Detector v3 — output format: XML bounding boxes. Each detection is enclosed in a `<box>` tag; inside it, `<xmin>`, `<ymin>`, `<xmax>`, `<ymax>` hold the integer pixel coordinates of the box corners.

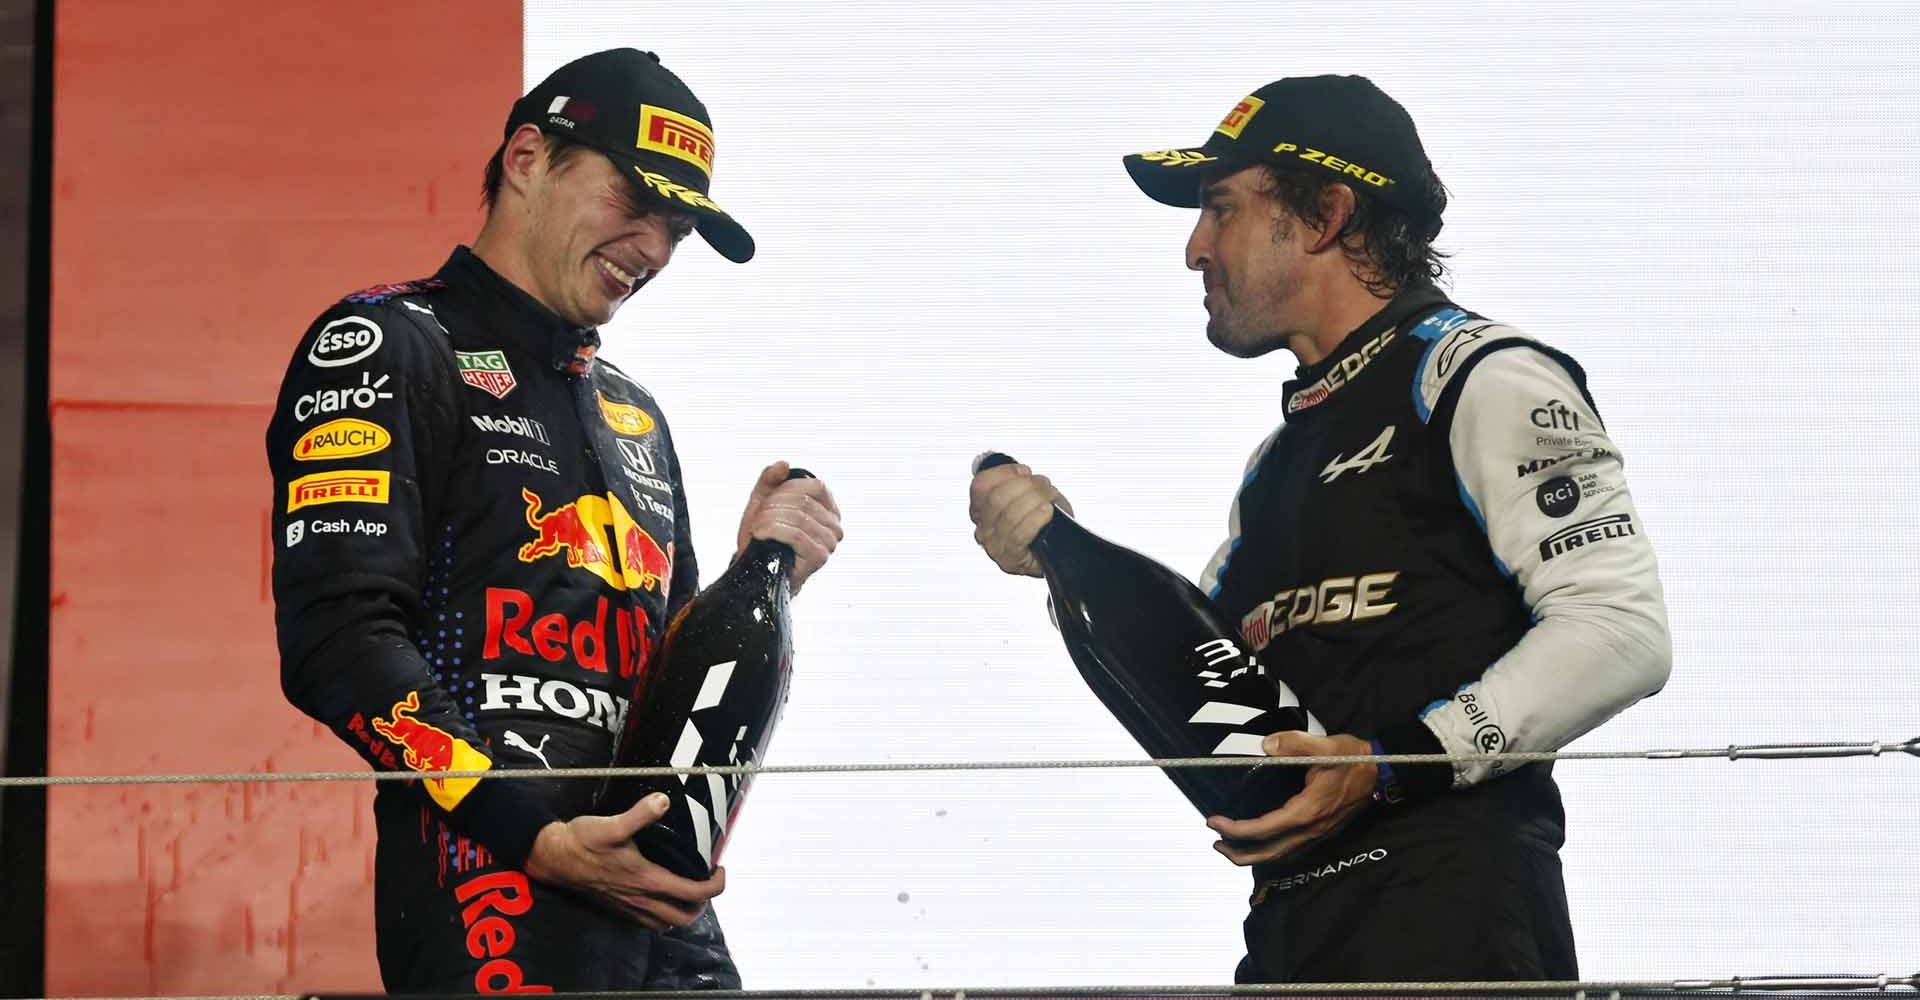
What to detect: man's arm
<box><xmin>266</xmin><ymin>299</ymin><xmax>558</xmax><ymax>865</ymax></box>
<box><xmin>1374</xmin><ymin>345</ymin><xmax>1672</xmax><ymax>794</ymax></box>
<box><xmin>1209</xmin><ymin>338</ymin><xmax>1671</xmax><ymax>864</ymax></box>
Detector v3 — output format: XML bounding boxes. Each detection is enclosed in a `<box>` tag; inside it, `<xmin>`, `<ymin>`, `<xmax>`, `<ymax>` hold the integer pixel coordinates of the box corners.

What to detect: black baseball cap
<box><xmin>508</xmin><ymin>48</ymin><xmax>754</xmax><ymax>263</ymax></box>
<box><xmin>1123</xmin><ymin>75</ymin><xmax>1441</xmax><ymax>233</ymax></box>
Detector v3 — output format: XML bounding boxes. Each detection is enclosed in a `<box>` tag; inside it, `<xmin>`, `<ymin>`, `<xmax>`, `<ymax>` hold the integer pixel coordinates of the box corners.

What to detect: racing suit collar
<box><xmin>1281</xmin><ymin>284</ymin><xmax>1454</xmax><ymax>419</ymax></box>
<box><xmin>438</xmin><ymin>246</ymin><xmax>603</xmax><ymax>374</ymax></box>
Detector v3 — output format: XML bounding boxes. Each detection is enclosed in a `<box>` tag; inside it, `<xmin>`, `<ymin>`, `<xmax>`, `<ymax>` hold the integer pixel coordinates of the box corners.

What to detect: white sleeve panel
<box><xmin>1423</xmin><ymin>346</ymin><xmax>1672</xmax><ymax>787</ymax></box>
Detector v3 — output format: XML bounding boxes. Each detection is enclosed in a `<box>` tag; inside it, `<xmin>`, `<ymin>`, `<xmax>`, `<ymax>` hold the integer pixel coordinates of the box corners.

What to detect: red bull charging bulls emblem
<box><xmin>369</xmin><ymin>691</ymin><xmax>492</xmax><ymax>810</ymax></box>
<box><xmin>517</xmin><ymin>488</ymin><xmax>672</xmax><ymax>594</ymax></box>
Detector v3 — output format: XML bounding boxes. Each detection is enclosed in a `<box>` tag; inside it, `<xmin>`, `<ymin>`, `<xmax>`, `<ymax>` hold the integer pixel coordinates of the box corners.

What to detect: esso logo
<box><xmin>308</xmin><ymin>316</ymin><xmax>384</xmax><ymax>368</ymax></box>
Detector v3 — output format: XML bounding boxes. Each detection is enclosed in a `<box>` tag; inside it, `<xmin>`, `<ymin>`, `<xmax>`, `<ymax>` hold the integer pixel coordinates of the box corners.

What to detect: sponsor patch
<box><xmin>637</xmin><ymin>105</ymin><xmax>716</xmax><ymax>177</ymax></box>
<box><xmin>457</xmin><ymin>350</ymin><xmax>517</xmax><ymax>399</ymax></box>
<box><xmin>518</xmin><ymin>488</ymin><xmax>671</xmax><ymax>594</ymax></box>
<box><xmin>1529</xmin><ymin>399</ymin><xmax>1582</xmax><ymax>431</ymax></box>
<box><xmin>287</xmin><ymin>469</ymin><xmax>391</xmax><ymax>512</ymax></box>
<box><xmin>598</xmin><ymin>393</ymin><xmax>656</xmax><ymax>436</ymax></box>
<box><xmin>1539</xmin><ymin>513</ymin><xmax>1637</xmax><ymax>561</ymax></box>
<box><xmin>1270</xmin><ymin>142</ymin><xmax>1395</xmax><ymax>189</ymax></box>
<box><xmin>1535</xmin><ymin>475</ymin><xmax>1580</xmax><ymax>517</ymax></box>
<box><xmin>1288</xmin><ymin>327</ymin><xmax>1395</xmax><ymax>413</ymax></box>
<box><xmin>1215</xmin><ymin>95</ymin><xmax>1264</xmax><ymax>139</ymax></box>
<box><xmin>293</xmin><ymin>371</ymin><xmax>393</xmax><ymax>422</ymax></box>
<box><xmin>294</xmin><ymin>418</ymin><xmax>390</xmax><ymax>461</ymax></box>
<box><xmin>307</xmin><ymin>316</ymin><xmax>383</xmax><ymax>368</ymax></box>
<box><xmin>368</xmin><ymin>691</ymin><xmax>492</xmax><ymax>810</ymax></box>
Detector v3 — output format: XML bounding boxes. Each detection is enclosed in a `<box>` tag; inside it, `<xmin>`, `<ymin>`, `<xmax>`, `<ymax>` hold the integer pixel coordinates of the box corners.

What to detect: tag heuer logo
<box><xmin>456</xmin><ymin>350</ymin><xmax>517</xmax><ymax>399</ymax></box>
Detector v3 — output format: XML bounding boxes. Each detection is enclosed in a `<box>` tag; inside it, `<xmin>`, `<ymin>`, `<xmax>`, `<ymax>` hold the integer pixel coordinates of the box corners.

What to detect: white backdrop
<box><xmin>529</xmin><ymin>2</ymin><xmax>1919</xmax><ymax>986</ymax></box>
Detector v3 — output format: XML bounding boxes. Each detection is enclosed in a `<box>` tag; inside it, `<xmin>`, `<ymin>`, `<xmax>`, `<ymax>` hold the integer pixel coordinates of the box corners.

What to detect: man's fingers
<box><xmin>1213</xmin><ymin>825</ymin><xmax>1323</xmax><ymax>866</ymax></box>
<box><xmin>1206</xmin><ymin>795</ymin><xmax>1314</xmax><ymax>843</ymax></box>
<box><xmin>637</xmin><ymin>861</ymin><xmax>728</xmax><ymax>906</ymax></box>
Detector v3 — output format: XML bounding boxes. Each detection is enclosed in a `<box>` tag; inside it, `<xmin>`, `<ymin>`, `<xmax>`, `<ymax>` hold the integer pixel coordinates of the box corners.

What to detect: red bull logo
<box><xmin>369</xmin><ymin>691</ymin><xmax>491</xmax><ymax>810</ymax></box>
<box><xmin>371</xmin><ymin>691</ymin><xmax>453</xmax><ymax>771</ymax></box>
<box><xmin>518</xmin><ymin>488</ymin><xmax>672</xmax><ymax>594</ymax></box>
<box><xmin>453</xmin><ymin>870</ymin><xmax>552</xmax><ymax>993</ymax></box>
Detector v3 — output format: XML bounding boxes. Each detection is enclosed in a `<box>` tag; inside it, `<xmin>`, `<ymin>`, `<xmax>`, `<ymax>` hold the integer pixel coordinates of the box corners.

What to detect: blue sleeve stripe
<box><xmin>1455</xmin><ymin>474</ymin><xmax>1514</xmax><ymax>579</ymax></box>
<box><xmin>1407</xmin><ymin>308</ymin><xmax>1468</xmax><ymax>424</ymax></box>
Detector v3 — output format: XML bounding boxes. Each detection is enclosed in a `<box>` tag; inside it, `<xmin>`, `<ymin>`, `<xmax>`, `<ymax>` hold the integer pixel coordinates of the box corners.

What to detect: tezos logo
<box><xmin>307</xmin><ymin>316</ymin><xmax>383</xmax><ymax>368</ymax></box>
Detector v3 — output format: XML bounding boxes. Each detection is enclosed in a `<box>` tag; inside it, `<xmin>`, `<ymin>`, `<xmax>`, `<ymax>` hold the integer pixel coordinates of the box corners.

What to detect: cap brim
<box><xmin>1122</xmin><ymin>147</ymin><xmax>1235</xmax><ymax>208</ymax></box>
<box><xmin>622</xmin><ymin>162</ymin><xmax>756</xmax><ymax>263</ymax></box>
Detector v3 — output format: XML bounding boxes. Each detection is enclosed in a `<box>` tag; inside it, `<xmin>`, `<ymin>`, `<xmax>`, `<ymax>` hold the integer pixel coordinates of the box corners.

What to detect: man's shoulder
<box><xmin>287</xmin><ymin>277</ymin><xmax>458</xmax><ymax>385</ymax></box>
<box><xmin>1407</xmin><ymin>307</ymin><xmax>1580</xmax><ymax>423</ymax></box>
<box><xmin>339</xmin><ymin>277</ymin><xmax>449</xmax><ymax>307</ymax></box>
<box><xmin>593</xmin><ymin>359</ymin><xmax>663</xmax><ymax>406</ymax></box>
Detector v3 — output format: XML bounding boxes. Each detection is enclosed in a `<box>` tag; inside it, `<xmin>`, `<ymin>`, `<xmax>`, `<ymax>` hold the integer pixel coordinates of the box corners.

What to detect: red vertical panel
<box><xmin>47</xmin><ymin>2</ymin><xmax>521</xmax><ymax>992</ymax></box>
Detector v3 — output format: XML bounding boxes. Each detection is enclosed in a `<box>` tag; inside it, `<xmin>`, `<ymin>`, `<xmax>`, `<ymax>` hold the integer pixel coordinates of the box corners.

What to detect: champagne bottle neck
<box><xmin>1030</xmin><ymin>504</ymin><xmax>1089</xmax><ymax>563</ymax></box>
<box><xmin>736</xmin><ymin>536</ymin><xmax>797</xmax><ymax>579</ymax></box>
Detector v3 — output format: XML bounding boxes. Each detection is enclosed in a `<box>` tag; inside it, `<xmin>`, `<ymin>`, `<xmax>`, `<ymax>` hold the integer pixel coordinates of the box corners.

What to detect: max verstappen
<box><xmin>266</xmin><ymin>49</ymin><xmax>841</xmax><ymax>991</ymax></box>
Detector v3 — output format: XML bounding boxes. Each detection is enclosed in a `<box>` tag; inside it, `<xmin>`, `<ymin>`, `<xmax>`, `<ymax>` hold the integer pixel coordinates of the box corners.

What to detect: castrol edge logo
<box><xmin>293</xmin><ymin>418</ymin><xmax>390</xmax><ymax>461</ymax></box>
<box><xmin>637</xmin><ymin>105</ymin><xmax>715</xmax><ymax>178</ymax></box>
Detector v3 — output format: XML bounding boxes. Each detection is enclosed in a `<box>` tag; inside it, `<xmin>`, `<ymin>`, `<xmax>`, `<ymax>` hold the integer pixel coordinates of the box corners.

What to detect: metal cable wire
<box><xmin>17</xmin><ymin>972</ymin><xmax>1920</xmax><ymax>999</ymax></box>
<box><xmin>0</xmin><ymin>738</ymin><xmax>1913</xmax><ymax>788</ymax></box>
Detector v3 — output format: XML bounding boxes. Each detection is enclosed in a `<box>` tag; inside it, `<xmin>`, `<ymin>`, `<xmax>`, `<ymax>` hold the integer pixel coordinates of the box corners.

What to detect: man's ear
<box><xmin>1304</xmin><ymin>182</ymin><xmax>1357</xmax><ymax>254</ymax></box>
<box><xmin>498</xmin><ymin>124</ymin><xmax>550</xmax><ymax>198</ymax></box>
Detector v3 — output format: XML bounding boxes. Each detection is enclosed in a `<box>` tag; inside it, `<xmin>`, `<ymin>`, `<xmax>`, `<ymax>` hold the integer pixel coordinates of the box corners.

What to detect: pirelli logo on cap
<box><xmin>1215</xmin><ymin>95</ymin><xmax>1265</xmax><ymax>139</ymax></box>
<box><xmin>288</xmin><ymin>469</ymin><xmax>391</xmax><ymax>512</ymax></box>
<box><xmin>638</xmin><ymin>105</ymin><xmax>715</xmax><ymax>178</ymax></box>
<box><xmin>1272</xmin><ymin>141</ymin><xmax>1396</xmax><ymax>189</ymax></box>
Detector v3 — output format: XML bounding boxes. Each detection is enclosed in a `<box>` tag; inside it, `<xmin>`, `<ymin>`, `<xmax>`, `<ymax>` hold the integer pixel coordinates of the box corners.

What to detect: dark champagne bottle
<box><xmin>975</xmin><ymin>452</ymin><xmax>1322</xmax><ymax>819</ymax></box>
<box><xmin>599</xmin><ymin>472</ymin><xmax>808</xmax><ymax>879</ymax></box>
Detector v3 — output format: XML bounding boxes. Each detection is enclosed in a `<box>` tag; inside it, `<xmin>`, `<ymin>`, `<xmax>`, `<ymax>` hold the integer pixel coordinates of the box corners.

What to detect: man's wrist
<box><xmin>1369</xmin><ymin>738</ymin><xmax>1405</xmax><ymax>805</ymax></box>
<box><xmin>1371</xmin><ymin>717</ymin><xmax>1454</xmax><ymax>802</ymax></box>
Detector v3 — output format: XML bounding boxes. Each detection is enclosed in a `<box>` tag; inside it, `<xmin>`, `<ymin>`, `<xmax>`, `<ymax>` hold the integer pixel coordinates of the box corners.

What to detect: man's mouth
<box><xmin>596</xmin><ymin>255</ymin><xmax>648</xmax><ymax>293</ymax></box>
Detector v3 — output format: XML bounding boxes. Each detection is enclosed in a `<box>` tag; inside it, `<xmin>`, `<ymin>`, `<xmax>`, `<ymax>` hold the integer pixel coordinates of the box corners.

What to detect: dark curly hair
<box><xmin>480</xmin><ymin>132</ymin><xmax>595</xmax><ymax>211</ymax></box>
<box><xmin>1254</xmin><ymin>162</ymin><xmax>1450</xmax><ymax>296</ymax></box>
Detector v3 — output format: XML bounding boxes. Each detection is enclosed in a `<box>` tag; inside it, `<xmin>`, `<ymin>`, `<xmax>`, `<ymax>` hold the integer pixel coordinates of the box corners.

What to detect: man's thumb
<box><xmin>1262</xmin><ymin>729</ymin><xmax>1317</xmax><ymax>757</ymax></box>
<box><xmin>612</xmin><ymin>792</ymin><xmax>672</xmax><ymax>838</ymax></box>
<box><xmin>752</xmin><ymin>461</ymin><xmax>790</xmax><ymax>497</ymax></box>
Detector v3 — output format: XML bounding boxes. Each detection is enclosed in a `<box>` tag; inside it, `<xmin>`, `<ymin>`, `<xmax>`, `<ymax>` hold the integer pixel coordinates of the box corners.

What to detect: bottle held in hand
<box><xmin>976</xmin><ymin>452</ymin><xmax>1323</xmax><ymax>819</ymax></box>
<box><xmin>599</xmin><ymin>472</ymin><xmax>810</xmax><ymax>879</ymax></box>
